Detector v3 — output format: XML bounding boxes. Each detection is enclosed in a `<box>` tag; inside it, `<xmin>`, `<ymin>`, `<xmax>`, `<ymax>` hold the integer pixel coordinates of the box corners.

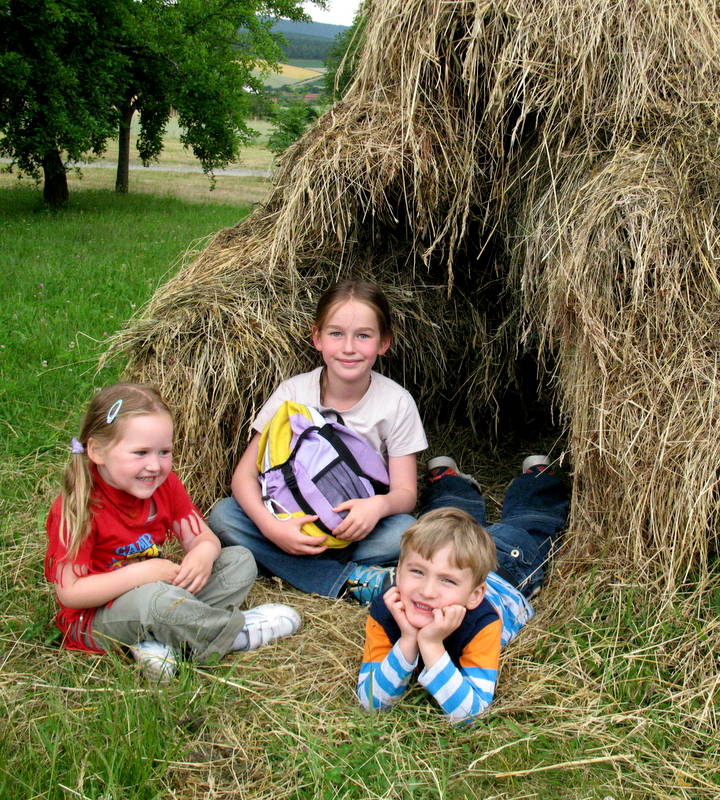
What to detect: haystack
<box><xmin>107</xmin><ymin>0</ymin><xmax>720</xmax><ymax>591</ymax></box>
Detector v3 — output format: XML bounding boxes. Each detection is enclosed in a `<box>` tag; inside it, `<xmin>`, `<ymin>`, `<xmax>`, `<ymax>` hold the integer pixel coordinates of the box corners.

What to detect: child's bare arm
<box><xmin>231</xmin><ymin>433</ymin><xmax>328</xmax><ymax>555</ymax></box>
<box><xmin>55</xmin><ymin>558</ymin><xmax>180</xmax><ymax>609</ymax></box>
<box><xmin>173</xmin><ymin>512</ymin><xmax>221</xmax><ymax>594</ymax></box>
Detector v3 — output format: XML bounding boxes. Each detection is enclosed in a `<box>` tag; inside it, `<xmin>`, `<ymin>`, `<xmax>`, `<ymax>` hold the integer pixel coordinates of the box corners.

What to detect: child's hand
<box><xmin>331</xmin><ymin>496</ymin><xmax>384</xmax><ymax>541</ymax></box>
<box><xmin>417</xmin><ymin>604</ymin><xmax>466</xmax><ymax>667</ymax></box>
<box><xmin>266</xmin><ymin>515</ymin><xmax>328</xmax><ymax>555</ymax></box>
<box><xmin>385</xmin><ymin>586</ymin><xmax>417</xmax><ymax>638</ymax></box>
<box><xmin>385</xmin><ymin>586</ymin><xmax>419</xmax><ymax>663</ymax></box>
<box><xmin>138</xmin><ymin>558</ymin><xmax>181</xmax><ymax>585</ymax></box>
<box><xmin>174</xmin><ymin>541</ymin><xmax>216</xmax><ymax>594</ymax></box>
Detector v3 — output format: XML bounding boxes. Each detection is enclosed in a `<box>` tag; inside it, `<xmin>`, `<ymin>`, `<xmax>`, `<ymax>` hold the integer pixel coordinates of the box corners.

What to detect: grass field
<box><xmin>1</xmin><ymin>143</ymin><xmax>718</xmax><ymax>799</ymax></box>
<box><xmin>49</xmin><ymin>115</ymin><xmax>277</xmax><ymax>173</ymax></box>
<box><xmin>255</xmin><ymin>61</ymin><xmax>325</xmax><ymax>88</ymax></box>
<box><xmin>286</xmin><ymin>59</ymin><xmax>327</xmax><ymax>71</ymax></box>
<box><xmin>1</xmin><ymin>116</ymin><xmax>275</xmax><ymax>205</ymax></box>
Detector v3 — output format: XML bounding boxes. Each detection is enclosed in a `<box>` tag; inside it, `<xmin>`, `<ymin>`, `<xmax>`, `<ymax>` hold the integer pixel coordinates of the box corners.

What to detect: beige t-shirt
<box><xmin>252</xmin><ymin>367</ymin><xmax>427</xmax><ymax>464</ymax></box>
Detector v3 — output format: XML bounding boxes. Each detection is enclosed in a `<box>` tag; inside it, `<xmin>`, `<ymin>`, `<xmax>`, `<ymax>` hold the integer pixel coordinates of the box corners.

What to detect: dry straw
<box><xmin>106</xmin><ymin>0</ymin><xmax>720</xmax><ymax>593</ymax></box>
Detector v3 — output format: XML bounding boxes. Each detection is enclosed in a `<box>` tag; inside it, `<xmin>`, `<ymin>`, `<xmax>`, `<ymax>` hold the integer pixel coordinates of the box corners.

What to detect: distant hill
<box><xmin>271</xmin><ymin>18</ymin><xmax>348</xmax><ymax>60</ymax></box>
<box><xmin>272</xmin><ymin>19</ymin><xmax>348</xmax><ymax>39</ymax></box>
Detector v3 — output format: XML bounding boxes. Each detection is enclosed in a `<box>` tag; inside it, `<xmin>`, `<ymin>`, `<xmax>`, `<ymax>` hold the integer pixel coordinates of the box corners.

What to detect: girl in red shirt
<box><xmin>46</xmin><ymin>382</ymin><xmax>301</xmax><ymax>681</ymax></box>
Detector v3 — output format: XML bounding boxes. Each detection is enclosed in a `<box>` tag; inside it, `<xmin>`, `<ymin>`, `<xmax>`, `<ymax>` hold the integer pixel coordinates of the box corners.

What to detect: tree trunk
<box><xmin>41</xmin><ymin>149</ymin><xmax>69</xmax><ymax>206</ymax></box>
<box><xmin>115</xmin><ymin>101</ymin><xmax>134</xmax><ymax>194</ymax></box>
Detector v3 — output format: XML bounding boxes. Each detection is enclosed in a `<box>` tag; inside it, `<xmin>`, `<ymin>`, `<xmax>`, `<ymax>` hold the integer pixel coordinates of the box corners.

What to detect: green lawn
<box><xmin>0</xmin><ymin>186</ymin><xmax>248</xmax><ymax>467</ymax></box>
<box><xmin>1</xmin><ymin>172</ymin><xmax>718</xmax><ymax>799</ymax></box>
<box><xmin>286</xmin><ymin>59</ymin><xmax>327</xmax><ymax>71</ymax></box>
<box><xmin>85</xmin><ymin>114</ymin><xmax>275</xmax><ymax>171</ymax></box>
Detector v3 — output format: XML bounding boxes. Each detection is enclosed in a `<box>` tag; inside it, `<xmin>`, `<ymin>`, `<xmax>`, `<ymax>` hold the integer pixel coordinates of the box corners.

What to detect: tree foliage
<box><xmin>267</xmin><ymin>99</ymin><xmax>319</xmax><ymax>156</ymax></box>
<box><xmin>0</xmin><ymin>0</ymin><xmax>127</xmax><ymax>204</ymax></box>
<box><xmin>281</xmin><ymin>33</ymin><xmax>334</xmax><ymax>60</ymax></box>
<box><xmin>113</xmin><ymin>0</ymin><xmax>314</xmax><ymax>192</ymax></box>
<box><xmin>0</xmin><ymin>0</ymin><xmax>315</xmax><ymax>203</ymax></box>
<box><xmin>323</xmin><ymin>4</ymin><xmax>366</xmax><ymax>101</ymax></box>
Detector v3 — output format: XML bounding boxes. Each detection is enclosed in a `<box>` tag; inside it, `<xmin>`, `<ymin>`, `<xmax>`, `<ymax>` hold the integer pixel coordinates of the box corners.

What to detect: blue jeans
<box><xmin>208</xmin><ymin>498</ymin><xmax>414</xmax><ymax>598</ymax></box>
<box><xmin>419</xmin><ymin>470</ymin><xmax>569</xmax><ymax>598</ymax></box>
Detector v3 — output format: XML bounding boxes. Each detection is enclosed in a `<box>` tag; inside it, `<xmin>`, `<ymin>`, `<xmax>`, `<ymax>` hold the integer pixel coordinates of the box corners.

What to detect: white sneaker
<box><xmin>522</xmin><ymin>455</ymin><xmax>551</xmax><ymax>473</ymax></box>
<box><xmin>427</xmin><ymin>456</ymin><xmax>482</xmax><ymax>491</ymax></box>
<box><xmin>239</xmin><ymin>603</ymin><xmax>301</xmax><ymax>651</ymax></box>
<box><xmin>129</xmin><ymin>638</ymin><xmax>177</xmax><ymax>683</ymax></box>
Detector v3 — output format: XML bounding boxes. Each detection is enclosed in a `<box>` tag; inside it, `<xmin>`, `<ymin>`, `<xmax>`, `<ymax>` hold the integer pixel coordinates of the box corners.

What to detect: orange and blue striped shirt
<box><xmin>357</xmin><ymin>572</ymin><xmax>533</xmax><ymax>724</ymax></box>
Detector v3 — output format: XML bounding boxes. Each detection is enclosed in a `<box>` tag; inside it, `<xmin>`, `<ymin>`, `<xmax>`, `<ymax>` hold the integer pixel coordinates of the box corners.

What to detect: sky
<box><xmin>301</xmin><ymin>0</ymin><xmax>361</xmax><ymax>27</ymax></box>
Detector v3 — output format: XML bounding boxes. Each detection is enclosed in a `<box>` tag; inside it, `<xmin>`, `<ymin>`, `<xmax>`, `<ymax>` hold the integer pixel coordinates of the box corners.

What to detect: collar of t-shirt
<box><xmin>90</xmin><ymin>463</ymin><xmax>153</xmax><ymax>524</ymax></box>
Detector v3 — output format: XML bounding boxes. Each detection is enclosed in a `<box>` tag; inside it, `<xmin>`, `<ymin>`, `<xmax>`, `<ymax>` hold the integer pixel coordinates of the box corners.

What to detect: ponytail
<box><xmin>59</xmin><ymin>448</ymin><xmax>94</xmax><ymax>558</ymax></box>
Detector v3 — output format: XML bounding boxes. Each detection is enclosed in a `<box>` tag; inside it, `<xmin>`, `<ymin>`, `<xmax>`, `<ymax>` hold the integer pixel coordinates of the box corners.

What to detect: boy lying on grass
<box><xmin>356</xmin><ymin>506</ymin><xmax>533</xmax><ymax>725</ymax></box>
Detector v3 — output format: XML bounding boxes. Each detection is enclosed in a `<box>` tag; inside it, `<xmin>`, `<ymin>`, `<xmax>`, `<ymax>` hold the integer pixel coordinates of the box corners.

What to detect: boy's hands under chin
<box><xmin>417</xmin><ymin>605</ymin><xmax>467</xmax><ymax>668</ymax></box>
<box><xmin>384</xmin><ymin>586</ymin><xmax>420</xmax><ymax>663</ymax></box>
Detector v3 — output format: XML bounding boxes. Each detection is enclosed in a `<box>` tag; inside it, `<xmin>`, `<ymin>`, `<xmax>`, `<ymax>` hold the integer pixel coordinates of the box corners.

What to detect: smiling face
<box><xmin>87</xmin><ymin>412</ymin><xmax>173</xmax><ymax>499</ymax></box>
<box><xmin>311</xmin><ymin>298</ymin><xmax>391</xmax><ymax>390</ymax></box>
<box><xmin>396</xmin><ymin>544</ymin><xmax>486</xmax><ymax>629</ymax></box>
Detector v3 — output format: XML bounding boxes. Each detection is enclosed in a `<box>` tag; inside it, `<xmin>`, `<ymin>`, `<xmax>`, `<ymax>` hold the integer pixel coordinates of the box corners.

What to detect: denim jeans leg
<box><xmin>491</xmin><ymin>471</ymin><xmax>569</xmax><ymax>597</ymax></box>
<box><xmin>417</xmin><ymin>470</ymin><xmax>569</xmax><ymax>597</ymax></box>
<box><xmin>208</xmin><ymin>496</ymin><xmax>405</xmax><ymax>598</ymax></box>
<box><xmin>418</xmin><ymin>474</ymin><xmax>487</xmax><ymax>526</ymax></box>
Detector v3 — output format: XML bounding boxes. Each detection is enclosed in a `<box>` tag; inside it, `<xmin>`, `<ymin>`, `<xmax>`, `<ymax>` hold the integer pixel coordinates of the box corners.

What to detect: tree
<box><xmin>323</xmin><ymin>4</ymin><xmax>366</xmax><ymax>101</ymax></box>
<box><xmin>0</xmin><ymin>0</ymin><xmax>128</xmax><ymax>205</ymax></box>
<box><xmin>0</xmin><ymin>0</ymin><xmax>315</xmax><ymax>204</ymax></box>
<box><xmin>111</xmin><ymin>0</ymin><xmax>314</xmax><ymax>194</ymax></box>
<box><xmin>267</xmin><ymin>98</ymin><xmax>319</xmax><ymax>156</ymax></box>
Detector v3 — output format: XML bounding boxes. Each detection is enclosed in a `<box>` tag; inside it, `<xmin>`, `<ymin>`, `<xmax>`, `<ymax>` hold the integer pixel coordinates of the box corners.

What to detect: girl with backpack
<box><xmin>209</xmin><ymin>280</ymin><xmax>428</xmax><ymax>604</ymax></box>
<box><xmin>45</xmin><ymin>383</ymin><xmax>301</xmax><ymax>681</ymax></box>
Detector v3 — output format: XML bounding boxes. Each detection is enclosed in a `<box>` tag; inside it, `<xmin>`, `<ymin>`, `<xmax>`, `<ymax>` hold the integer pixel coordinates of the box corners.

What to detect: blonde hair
<box><xmin>399</xmin><ymin>507</ymin><xmax>496</xmax><ymax>586</ymax></box>
<box><xmin>314</xmin><ymin>279</ymin><xmax>393</xmax><ymax>340</ymax></box>
<box><xmin>59</xmin><ymin>383</ymin><xmax>171</xmax><ymax>558</ymax></box>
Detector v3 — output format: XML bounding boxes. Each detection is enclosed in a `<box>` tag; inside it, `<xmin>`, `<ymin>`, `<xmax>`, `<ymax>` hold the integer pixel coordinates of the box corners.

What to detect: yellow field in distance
<box><xmin>276</xmin><ymin>63</ymin><xmax>322</xmax><ymax>80</ymax></box>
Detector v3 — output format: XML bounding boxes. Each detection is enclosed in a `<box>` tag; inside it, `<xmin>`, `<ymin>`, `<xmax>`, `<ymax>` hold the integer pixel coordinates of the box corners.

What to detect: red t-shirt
<box><xmin>45</xmin><ymin>469</ymin><xmax>201</xmax><ymax>652</ymax></box>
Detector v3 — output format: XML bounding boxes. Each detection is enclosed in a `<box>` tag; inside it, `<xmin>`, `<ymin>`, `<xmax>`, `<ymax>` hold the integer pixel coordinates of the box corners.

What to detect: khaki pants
<box><xmin>91</xmin><ymin>546</ymin><xmax>256</xmax><ymax>664</ymax></box>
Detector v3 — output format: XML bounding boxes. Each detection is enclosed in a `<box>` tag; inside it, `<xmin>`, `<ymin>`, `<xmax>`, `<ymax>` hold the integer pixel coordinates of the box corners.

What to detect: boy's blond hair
<box><xmin>399</xmin><ymin>507</ymin><xmax>496</xmax><ymax>586</ymax></box>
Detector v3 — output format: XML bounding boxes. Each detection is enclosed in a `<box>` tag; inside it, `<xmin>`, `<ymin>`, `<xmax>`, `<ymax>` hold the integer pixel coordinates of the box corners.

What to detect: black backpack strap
<box><xmin>317</xmin><ymin>423</ymin><xmax>388</xmax><ymax>495</ymax></box>
<box><xmin>278</xmin><ymin>461</ymin><xmax>333</xmax><ymax>535</ymax></box>
<box><xmin>320</xmin><ymin>408</ymin><xmax>345</xmax><ymax>427</ymax></box>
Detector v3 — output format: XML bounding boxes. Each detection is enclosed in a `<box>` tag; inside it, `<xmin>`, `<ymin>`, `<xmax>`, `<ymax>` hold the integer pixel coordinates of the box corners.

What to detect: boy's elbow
<box><xmin>448</xmin><ymin>697</ymin><xmax>492</xmax><ymax>727</ymax></box>
<box><xmin>356</xmin><ymin>681</ymin><xmax>389</xmax><ymax>714</ymax></box>
<box><xmin>357</xmin><ymin>693</ymin><xmax>386</xmax><ymax>714</ymax></box>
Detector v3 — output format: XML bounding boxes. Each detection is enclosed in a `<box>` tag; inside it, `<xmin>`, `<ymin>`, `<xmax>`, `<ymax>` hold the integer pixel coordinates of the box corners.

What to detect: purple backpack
<box><xmin>256</xmin><ymin>402</ymin><xmax>389</xmax><ymax>548</ymax></box>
